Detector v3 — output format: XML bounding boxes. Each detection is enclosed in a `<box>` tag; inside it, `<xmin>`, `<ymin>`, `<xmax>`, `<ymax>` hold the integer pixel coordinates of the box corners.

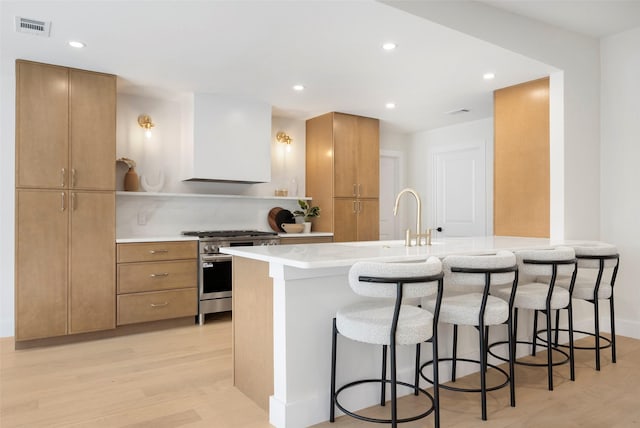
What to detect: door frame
<box><xmin>380</xmin><ymin>150</ymin><xmax>404</xmax><ymax>240</ymax></box>
<box><xmin>427</xmin><ymin>140</ymin><xmax>493</xmax><ymax>237</ymax></box>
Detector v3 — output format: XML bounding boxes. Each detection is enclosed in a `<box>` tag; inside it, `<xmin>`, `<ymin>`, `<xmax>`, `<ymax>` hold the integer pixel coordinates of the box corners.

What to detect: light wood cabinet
<box><xmin>116</xmin><ymin>241</ymin><xmax>197</xmax><ymax>326</ymax></box>
<box><xmin>69</xmin><ymin>192</ymin><xmax>115</xmax><ymax>334</ymax></box>
<box><xmin>279</xmin><ymin>235</ymin><xmax>333</xmax><ymax>245</ymax></box>
<box><xmin>15</xmin><ymin>190</ymin><xmax>115</xmax><ymax>340</ymax></box>
<box><xmin>14</xmin><ymin>60</ymin><xmax>117</xmax><ymax>341</ymax></box>
<box><xmin>16</xmin><ymin>60</ymin><xmax>116</xmax><ymax>191</ymax></box>
<box><xmin>15</xmin><ymin>190</ymin><xmax>69</xmax><ymax>340</ymax></box>
<box><xmin>306</xmin><ymin>112</ymin><xmax>380</xmax><ymax>242</ymax></box>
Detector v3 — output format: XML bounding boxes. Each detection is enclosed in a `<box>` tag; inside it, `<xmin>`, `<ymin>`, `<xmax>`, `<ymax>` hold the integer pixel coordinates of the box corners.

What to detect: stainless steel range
<box><xmin>181</xmin><ymin>230</ymin><xmax>280</xmax><ymax>325</ymax></box>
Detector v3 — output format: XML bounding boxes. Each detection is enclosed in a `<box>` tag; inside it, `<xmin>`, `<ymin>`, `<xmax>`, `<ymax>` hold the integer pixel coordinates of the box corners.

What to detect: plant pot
<box><xmin>303</xmin><ymin>222</ymin><xmax>312</xmax><ymax>233</ymax></box>
<box><xmin>124</xmin><ymin>167</ymin><xmax>139</xmax><ymax>191</ymax></box>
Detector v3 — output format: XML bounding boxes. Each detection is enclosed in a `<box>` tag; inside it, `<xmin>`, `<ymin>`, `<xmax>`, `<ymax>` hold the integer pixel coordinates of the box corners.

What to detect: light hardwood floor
<box><xmin>1</xmin><ymin>314</ymin><xmax>639</xmax><ymax>427</ymax></box>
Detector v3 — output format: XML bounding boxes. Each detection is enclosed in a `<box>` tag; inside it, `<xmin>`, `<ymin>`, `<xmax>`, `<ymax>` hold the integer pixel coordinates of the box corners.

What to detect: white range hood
<box><xmin>181</xmin><ymin>93</ymin><xmax>271</xmax><ymax>183</ymax></box>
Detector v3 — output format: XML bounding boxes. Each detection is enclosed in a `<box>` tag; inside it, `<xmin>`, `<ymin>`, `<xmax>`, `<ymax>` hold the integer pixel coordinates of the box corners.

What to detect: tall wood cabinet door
<box><xmin>357</xmin><ymin>199</ymin><xmax>380</xmax><ymax>241</ymax></box>
<box><xmin>333</xmin><ymin>113</ymin><xmax>358</xmax><ymax>198</ymax></box>
<box><xmin>16</xmin><ymin>61</ymin><xmax>69</xmax><ymax>189</ymax></box>
<box><xmin>69</xmin><ymin>191</ymin><xmax>115</xmax><ymax>333</ymax></box>
<box><xmin>69</xmin><ymin>70</ymin><xmax>116</xmax><ymax>191</ymax></box>
<box><xmin>333</xmin><ymin>198</ymin><xmax>358</xmax><ymax>242</ymax></box>
<box><xmin>15</xmin><ymin>189</ymin><xmax>68</xmax><ymax>340</ymax></box>
<box><xmin>356</xmin><ymin>117</ymin><xmax>380</xmax><ymax>198</ymax></box>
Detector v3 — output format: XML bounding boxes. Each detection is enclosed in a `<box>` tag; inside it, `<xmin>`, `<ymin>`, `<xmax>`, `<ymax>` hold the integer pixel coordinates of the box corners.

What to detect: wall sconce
<box><xmin>138</xmin><ymin>114</ymin><xmax>155</xmax><ymax>139</ymax></box>
<box><xmin>277</xmin><ymin>131</ymin><xmax>292</xmax><ymax>152</ymax></box>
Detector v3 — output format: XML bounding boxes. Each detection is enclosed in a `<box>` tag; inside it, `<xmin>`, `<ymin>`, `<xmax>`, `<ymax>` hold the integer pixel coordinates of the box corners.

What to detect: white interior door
<box><xmin>432</xmin><ymin>142</ymin><xmax>487</xmax><ymax>237</ymax></box>
<box><xmin>379</xmin><ymin>152</ymin><xmax>402</xmax><ymax>240</ymax></box>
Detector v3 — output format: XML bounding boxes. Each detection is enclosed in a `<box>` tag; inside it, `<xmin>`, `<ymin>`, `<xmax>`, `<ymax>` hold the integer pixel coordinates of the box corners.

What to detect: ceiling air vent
<box><xmin>15</xmin><ymin>17</ymin><xmax>51</xmax><ymax>37</ymax></box>
<box><xmin>445</xmin><ymin>108</ymin><xmax>471</xmax><ymax>115</ymax></box>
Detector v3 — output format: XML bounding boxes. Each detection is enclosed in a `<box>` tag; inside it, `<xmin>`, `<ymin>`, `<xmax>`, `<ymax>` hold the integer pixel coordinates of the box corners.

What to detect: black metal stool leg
<box><xmin>381</xmin><ymin>345</ymin><xmax>387</xmax><ymax>406</ymax></box>
<box><xmin>568</xmin><ymin>304</ymin><xmax>575</xmax><ymax>381</ymax></box>
<box><xmin>390</xmin><ymin>343</ymin><xmax>398</xmax><ymax>428</ymax></box>
<box><xmin>546</xmin><ymin>309</ymin><xmax>554</xmax><ymax>391</ymax></box>
<box><xmin>330</xmin><ymin>318</ymin><xmax>337</xmax><ymax>422</ymax></box>
<box><xmin>610</xmin><ymin>295</ymin><xmax>617</xmax><ymax>363</ymax></box>
<box><xmin>594</xmin><ymin>299</ymin><xmax>601</xmax><ymax>371</ymax></box>
<box><xmin>433</xmin><ymin>327</ymin><xmax>440</xmax><ymax>428</ymax></box>
<box><xmin>554</xmin><ymin>309</ymin><xmax>560</xmax><ymax>347</ymax></box>
<box><xmin>414</xmin><ymin>343</ymin><xmax>421</xmax><ymax>396</ymax></box>
<box><xmin>452</xmin><ymin>324</ymin><xmax>458</xmax><ymax>382</ymax></box>
<box><xmin>479</xmin><ymin>322</ymin><xmax>487</xmax><ymax>421</ymax></box>
<box><xmin>508</xmin><ymin>317</ymin><xmax>516</xmax><ymax>407</ymax></box>
<box><xmin>532</xmin><ymin>310</ymin><xmax>539</xmax><ymax>356</ymax></box>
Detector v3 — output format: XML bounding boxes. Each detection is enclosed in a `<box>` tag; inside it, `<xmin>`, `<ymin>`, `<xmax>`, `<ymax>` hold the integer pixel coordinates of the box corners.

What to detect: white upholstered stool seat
<box><xmin>423</xmin><ymin>293</ymin><xmax>508</xmax><ymax>326</ymax></box>
<box><xmin>330</xmin><ymin>257</ymin><xmax>444</xmax><ymax>428</ymax></box>
<box><xmin>489</xmin><ymin>246</ymin><xmax>577</xmax><ymax>392</ymax></box>
<box><xmin>419</xmin><ymin>251</ymin><xmax>518</xmax><ymax>422</ymax></box>
<box><xmin>493</xmin><ymin>282</ymin><xmax>570</xmax><ymax>310</ymax></box>
<box><xmin>337</xmin><ymin>301</ymin><xmax>434</xmax><ymax>346</ymax></box>
<box><xmin>546</xmin><ymin>243</ymin><xmax>620</xmax><ymax>371</ymax></box>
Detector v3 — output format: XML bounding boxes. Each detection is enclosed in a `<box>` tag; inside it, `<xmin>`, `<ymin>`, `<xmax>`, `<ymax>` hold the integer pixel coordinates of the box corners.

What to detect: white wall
<box><xmin>385</xmin><ymin>0</ymin><xmax>601</xmax><ymax>241</ymax></box>
<box><xmin>600</xmin><ymin>27</ymin><xmax>640</xmax><ymax>339</ymax></box>
<box><xmin>409</xmin><ymin>118</ymin><xmax>493</xmax><ymax>235</ymax></box>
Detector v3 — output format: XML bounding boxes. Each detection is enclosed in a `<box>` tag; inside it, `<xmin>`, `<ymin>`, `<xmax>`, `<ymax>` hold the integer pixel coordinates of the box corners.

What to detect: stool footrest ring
<box><xmin>334</xmin><ymin>378</ymin><xmax>435</xmax><ymax>424</ymax></box>
<box><xmin>488</xmin><ymin>340</ymin><xmax>570</xmax><ymax>367</ymax></box>
<box><xmin>419</xmin><ymin>358</ymin><xmax>510</xmax><ymax>393</ymax></box>
<box><xmin>536</xmin><ymin>328</ymin><xmax>612</xmax><ymax>350</ymax></box>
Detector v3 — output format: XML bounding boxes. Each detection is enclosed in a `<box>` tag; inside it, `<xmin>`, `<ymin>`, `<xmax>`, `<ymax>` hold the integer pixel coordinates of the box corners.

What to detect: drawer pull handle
<box><xmin>149</xmin><ymin>249</ymin><xmax>169</xmax><ymax>254</ymax></box>
<box><xmin>150</xmin><ymin>302</ymin><xmax>169</xmax><ymax>307</ymax></box>
<box><xmin>150</xmin><ymin>272</ymin><xmax>169</xmax><ymax>278</ymax></box>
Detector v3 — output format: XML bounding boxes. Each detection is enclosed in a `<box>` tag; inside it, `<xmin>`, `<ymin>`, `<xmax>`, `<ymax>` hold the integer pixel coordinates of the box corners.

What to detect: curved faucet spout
<box><xmin>393</xmin><ymin>188</ymin><xmax>422</xmax><ymax>246</ymax></box>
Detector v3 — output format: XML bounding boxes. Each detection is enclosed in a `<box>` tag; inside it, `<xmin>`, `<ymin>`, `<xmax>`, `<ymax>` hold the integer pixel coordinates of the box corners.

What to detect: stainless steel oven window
<box><xmin>200</xmin><ymin>255</ymin><xmax>232</xmax><ymax>298</ymax></box>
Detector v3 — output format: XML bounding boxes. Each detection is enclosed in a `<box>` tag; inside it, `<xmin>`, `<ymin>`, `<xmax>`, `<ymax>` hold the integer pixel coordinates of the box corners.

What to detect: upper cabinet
<box><xmin>16</xmin><ymin>60</ymin><xmax>116</xmax><ymax>190</ymax></box>
<box><xmin>333</xmin><ymin>113</ymin><xmax>379</xmax><ymax>199</ymax></box>
<box><xmin>306</xmin><ymin>112</ymin><xmax>380</xmax><ymax>242</ymax></box>
<box><xmin>181</xmin><ymin>93</ymin><xmax>272</xmax><ymax>183</ymax></box>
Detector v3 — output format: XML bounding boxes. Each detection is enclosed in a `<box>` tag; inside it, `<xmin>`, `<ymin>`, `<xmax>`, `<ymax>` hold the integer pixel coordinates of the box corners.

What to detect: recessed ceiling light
<box><xmin>483</xmin><ymin>72</ymin><xmax>495</xmax><ymax>80</ymax></box>
<box><xmin>293</xmin><ymin>84</ymin><xmax>305</xmax><ymax>91</ymax></box>
<box><xmin>68</xmin><ymin>40</ymin><xmax>85</xmax><ymax>48</ymax></box>
<box><xmin>385</xmin><ymin>102</ymin><xmax>396</xmax><ymax>109</ymax></box>
<box><xmin>382</xmin><ymin>42</ymin><xmax>397</xmax><ymax>51</ymax></box>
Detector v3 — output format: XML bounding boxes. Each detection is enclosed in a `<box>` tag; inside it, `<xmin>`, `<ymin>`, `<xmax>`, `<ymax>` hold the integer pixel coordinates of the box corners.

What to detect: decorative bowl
<box><xmin>281</xmin><ymin>223</ymin><xmax>304</xmax><ymax>233</ymax></box>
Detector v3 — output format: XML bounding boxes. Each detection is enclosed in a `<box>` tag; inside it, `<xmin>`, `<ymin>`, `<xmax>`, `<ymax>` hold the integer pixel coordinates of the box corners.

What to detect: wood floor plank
<box><xmin>1</xmin><ymin>313</ymin><xmax>639</xmax><ymax>428</ymax></box>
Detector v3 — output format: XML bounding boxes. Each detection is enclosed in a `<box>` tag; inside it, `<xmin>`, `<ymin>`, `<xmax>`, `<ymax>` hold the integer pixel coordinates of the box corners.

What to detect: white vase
<box><xmin>303</xmin><ymin>222</ymin><xmax>311</xmax><ymax>233</ymax></box>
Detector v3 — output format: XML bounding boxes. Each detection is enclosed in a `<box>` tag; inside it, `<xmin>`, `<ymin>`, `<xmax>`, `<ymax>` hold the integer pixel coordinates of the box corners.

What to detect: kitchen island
<box><xmin>221</xmin><ymin>236</ymin><xmax>593</xmax><ymax>428</ymax></box>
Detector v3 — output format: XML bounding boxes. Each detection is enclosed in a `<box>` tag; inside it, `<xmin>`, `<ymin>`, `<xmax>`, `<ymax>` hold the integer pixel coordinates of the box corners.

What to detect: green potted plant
<box><xmin>293</xmin><ymin>199</ymin><xmax>320</xmax><ymax>233</ymax></box>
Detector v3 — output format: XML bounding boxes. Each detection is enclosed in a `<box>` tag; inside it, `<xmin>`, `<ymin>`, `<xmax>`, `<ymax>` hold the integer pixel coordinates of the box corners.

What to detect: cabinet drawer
<box><xmin>117</xmin><ymin>241</ymin><xmax>197</xmax><ymax>263</ymax></box>
<box><xmin>117</xmin><ymin>288</ymin><xmax>197</xmax><ymax>325</ymax></box>
<box><xmin>280</xmin><ymin>236</ymin><xmax>333</xmax><ymax>245</ymax></box>
<box><xmin>117</xmin><ymin>260</ymin><xmax>197</xmax><ymax>293</ymax></box>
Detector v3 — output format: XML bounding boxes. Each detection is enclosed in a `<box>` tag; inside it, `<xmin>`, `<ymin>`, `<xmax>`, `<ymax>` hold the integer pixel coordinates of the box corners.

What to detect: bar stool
<box><xmin>419</xmin><ymin>251</ymin><xmax>518</xmax><ymax>421</ymax></box>
<box><xmin>490</xmin><ymin>247</ymin><xmax>577</xmax><ymax>391</ymax></box>
<box><xmin>330</xmin><ymin>257</ymin><xmax>444</xmax><ymax>428</ymax></box>
<box><xmin>545</xmin><ymin>243</ymin><xmax>619</xmax><ymax>370</ymax></box>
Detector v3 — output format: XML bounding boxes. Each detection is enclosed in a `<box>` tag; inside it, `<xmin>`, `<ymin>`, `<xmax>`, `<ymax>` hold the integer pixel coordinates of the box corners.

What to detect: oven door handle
<box><xmin>202</xmin><ymin>255</ymin><xmax>232</xmax><ymax>263</ymax></box>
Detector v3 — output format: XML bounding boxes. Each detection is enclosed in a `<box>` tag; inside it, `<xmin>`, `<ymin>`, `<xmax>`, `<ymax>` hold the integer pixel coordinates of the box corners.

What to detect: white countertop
<box><xmin>220</xmin><ymin>236</ymin><xmax>597</xmax><ymax>269</ymax></box>
<box><xmin>116</xmin><ymin>236</ymin><xmax>199</xmax><ymax>243</ymax></box>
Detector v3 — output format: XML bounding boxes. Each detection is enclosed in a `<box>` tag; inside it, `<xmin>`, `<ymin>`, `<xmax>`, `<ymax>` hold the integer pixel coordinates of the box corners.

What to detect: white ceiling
<box><xmin>1</xmin><ymin>1</ymin><xmax>636</xmax><ymax>134</ymax></box>
<box><xmin>481</xmin><ymin>0</ymin><xmax>640</xmax><ymax>38</ymax></box>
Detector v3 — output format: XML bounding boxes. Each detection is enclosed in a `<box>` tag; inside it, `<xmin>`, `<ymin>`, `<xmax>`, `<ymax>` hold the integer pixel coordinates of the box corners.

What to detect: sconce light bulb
<box><xmin>286</xmin><ymin>145</ymin><xmax>292</xmax><ymax>153</ymax></box>
<box><xmin>145</xmin><ymin>129</ymin><xmax>152</xmax><ymax>139</ymax></box>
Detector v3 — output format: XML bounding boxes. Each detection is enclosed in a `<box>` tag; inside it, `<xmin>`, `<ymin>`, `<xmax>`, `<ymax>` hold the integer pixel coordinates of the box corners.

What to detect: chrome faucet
<box><xmin>393</xmin><ymin>188</ymin><xmax>431</xmax><ymax>246</ymax></box>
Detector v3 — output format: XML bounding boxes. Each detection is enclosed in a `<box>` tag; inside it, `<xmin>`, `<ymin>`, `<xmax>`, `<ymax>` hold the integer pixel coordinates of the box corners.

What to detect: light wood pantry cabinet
<box><xmin>306</xmin><ymin>112</ymin><xmax>380</xmax><ymax>242</ymax></box>
<box><xmin>15</xmin><ymin>190</ymin><xmax>115</xmax><ymax>341</ymax></box>
<box><xmin>116</xmin><ymin>241</ymin><xmax>198</xmax><ymax>326</ymax></box>
<box><xmin>14</xmin><ymin>60</ymin><xmax>117</xmax><ymax>342</ymax></box>
<box><xmin>16</xmin><ymin>60</ymin><xmax>116</xmax><ymax>190</ymax></box>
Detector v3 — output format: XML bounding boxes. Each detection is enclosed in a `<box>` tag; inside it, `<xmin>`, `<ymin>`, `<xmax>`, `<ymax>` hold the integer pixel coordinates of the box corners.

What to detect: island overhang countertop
<box><xmin>221</xmin><ymin>235</ymin><xmax>603</xmax><ymax>428</ymax></box>
<box><xmin>219</xmin><ymin>235</ymin><xmax>595</xmax><ymax>268</ymax></box>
